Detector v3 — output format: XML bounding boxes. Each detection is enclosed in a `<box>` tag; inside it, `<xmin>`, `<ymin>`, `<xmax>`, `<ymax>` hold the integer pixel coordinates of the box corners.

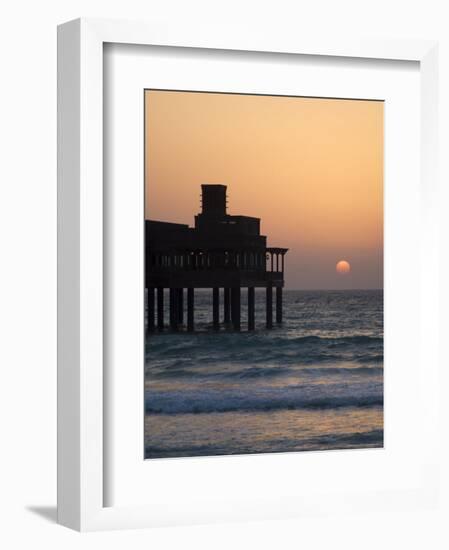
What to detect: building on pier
<box><xmin>145</xmin><ymin>184</ymin><xmax>288</xmax><ymax>331</ymax></box>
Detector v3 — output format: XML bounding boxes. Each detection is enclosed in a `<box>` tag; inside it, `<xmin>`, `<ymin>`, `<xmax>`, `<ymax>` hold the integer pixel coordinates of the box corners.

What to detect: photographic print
<box><xmin>144</xmin><ymin>90</ymin><xmax>383</xmax><ymax>459</ymax></box>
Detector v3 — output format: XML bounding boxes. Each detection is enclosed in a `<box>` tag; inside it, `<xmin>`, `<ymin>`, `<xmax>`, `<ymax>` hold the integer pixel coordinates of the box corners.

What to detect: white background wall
<box><xmin>0</xmin><ymin>0</ymin><xmax>448</xmax><ymax>548</ymax></box>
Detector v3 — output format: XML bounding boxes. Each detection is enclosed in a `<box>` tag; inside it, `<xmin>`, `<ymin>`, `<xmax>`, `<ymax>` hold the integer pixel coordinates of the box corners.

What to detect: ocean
<box><xmin>144</xmin><ymin>289</ymin><xmax>383</xmax><ymax>459</ymax></box>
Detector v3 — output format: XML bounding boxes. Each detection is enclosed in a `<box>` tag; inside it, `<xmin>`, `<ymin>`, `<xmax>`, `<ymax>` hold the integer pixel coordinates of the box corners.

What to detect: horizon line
<box><xmin>188</xmin><ymin>288</ymin><xmax>383</xmax><ymax>292</ymax></box>
<box><xmin>284</xmin><ymin>288</ymin><xmax>383</xmax><ymax>291</ymax></box>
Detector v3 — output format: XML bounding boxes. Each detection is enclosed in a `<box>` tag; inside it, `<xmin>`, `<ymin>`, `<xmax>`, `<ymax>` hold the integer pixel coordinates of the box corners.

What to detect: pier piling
<box><xmin>169</xmin><ymin>288</ymin><xmax>178</xmax><ymax>331</ymax></box>
<box><xmin>276</xmin><ymin>286</ymin><xmax>283</xmax><ymax>324</ymax></box>
<box><xmin>248</xmin><ymin>287</ymin><xmax>255</xmax><ymax>330</ymax></box>
<box><xmin>231</xmin><ymin>287</ymin><xmax>241</xmax><ymax>331</ymax></box>
<box><xmin>177</xmin><ymin>288</ymin><xmax>184</xmax><ymax>325</ymax></box>
<box><xmin>147</xmin><ymin>287</ymin><xmax>155</xmax><ymax>332</ymax></box>
<box><xmin>266</xmin><ymin>285</ymin><xmax>273</xmax><ymax>329</ymax></box>
<box><xmin>223</xmin><ymin>287</ymin><xmax>231</xmax><ymax>324</ymax></box>
<box><xmin>187</xmin><ymin>288</ymin><xmax>194</xmax><ymax>331</ymax></box>
<box><xmin>157</xmin><ymin>287</ymin><xmax>164</xmax><ymax>331</ymax></box>
<box><xmin>213</xmin><ymin>287</ymin><xmax>219</xmax><ymax>330</ymax></box>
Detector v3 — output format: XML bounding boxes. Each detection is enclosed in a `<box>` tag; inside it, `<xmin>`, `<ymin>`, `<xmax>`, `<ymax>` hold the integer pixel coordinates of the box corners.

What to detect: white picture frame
<box><xmin>57</xmin><ymin>17</ymin><xmax>440</xmax><ymax>531</ymax></box>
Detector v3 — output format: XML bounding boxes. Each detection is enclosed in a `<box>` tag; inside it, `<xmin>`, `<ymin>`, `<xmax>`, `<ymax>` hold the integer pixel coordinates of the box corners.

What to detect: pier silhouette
<box><xmin>145</xmin><ymin>184</ymin><xmax>288</xmax><ymax>331</ymax></box>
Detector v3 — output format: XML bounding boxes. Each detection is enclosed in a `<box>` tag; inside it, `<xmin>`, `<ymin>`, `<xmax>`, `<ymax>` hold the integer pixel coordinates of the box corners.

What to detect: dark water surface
<box><xmin>145</xmin><ymin>290</ymin><xmax>383</xmax><ymax>458</ymax></box>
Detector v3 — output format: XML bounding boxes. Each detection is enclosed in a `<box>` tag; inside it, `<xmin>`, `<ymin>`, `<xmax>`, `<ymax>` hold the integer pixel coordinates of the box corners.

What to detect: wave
<box><xmin>283</xmin><ymin>335</ymin><xmax>383</xmax><ymax>345</ymax></box>
<box><xmin>309</xmin><ymin>429</ymin><xmax>384</xmax><ymax>447</ymax></box>
<box><xmin>145</xmin><ymin>386</ymin><xmax>383</xmax><ymax>415</ymax></box>
<box><xmin>147</xmin><ymin>333</ymin><xmax>383</xmax><ymax>350</ymax></box>
<box><xmin>146</xmin><ymin>334</ymin><xmax>383</xmax><ymax>370</ymax></box>
<box><xmin>145</xmin><ymin>429</ymin><xmax>384</xmax><ymax>458</ymax></box>
<box><xmin>221</xmin><ymin>364</ymin><xmax>383</xmax><ymax>379</ymax></box>
<box><xmin>149</xmin><ymin>364</ymin><xmax>383</xmax><ymax>381</ymax></box>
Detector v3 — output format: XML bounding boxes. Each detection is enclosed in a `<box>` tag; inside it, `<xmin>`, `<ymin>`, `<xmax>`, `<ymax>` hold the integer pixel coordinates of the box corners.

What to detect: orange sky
<box><xmin>145</xmin><ymin>90</ymin><xmax>383</xmax><ymax>290</ymax></box>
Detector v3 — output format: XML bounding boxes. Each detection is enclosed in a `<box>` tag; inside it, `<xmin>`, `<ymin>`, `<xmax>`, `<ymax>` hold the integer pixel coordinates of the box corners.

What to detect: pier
<box><xmin>145</xmin><ymin>184</ymin><xmax>288</xmax><ymax>332</ymax></box>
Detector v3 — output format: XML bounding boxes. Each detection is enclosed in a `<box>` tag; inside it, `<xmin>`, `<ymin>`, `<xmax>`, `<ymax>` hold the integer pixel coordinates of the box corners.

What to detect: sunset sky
<box><xmin>145</xmin><ymin>90</ymin><xmax>383</xmax><ymax>290</ymax></box>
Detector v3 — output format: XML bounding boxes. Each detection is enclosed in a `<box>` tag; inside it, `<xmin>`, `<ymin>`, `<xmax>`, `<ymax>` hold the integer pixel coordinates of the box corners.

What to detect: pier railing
<box><xmin>146</xmin><ymin>247</ymin><xmax>287</xmax><ymax>273</ymax></box>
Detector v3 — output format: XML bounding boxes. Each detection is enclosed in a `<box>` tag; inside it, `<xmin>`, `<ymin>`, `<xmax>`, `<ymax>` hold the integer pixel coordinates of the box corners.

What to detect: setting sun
<box><xmin>336</xmin><ymin>260</ymin><xmax>351</xmax><ymax>274</ymax></box>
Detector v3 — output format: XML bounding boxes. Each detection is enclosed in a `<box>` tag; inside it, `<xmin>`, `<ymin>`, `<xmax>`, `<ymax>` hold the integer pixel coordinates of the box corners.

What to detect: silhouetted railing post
<box><xmin>248</xmin><ymin>287</ymin><xmax>255</xmax><ymax>330</ymax></box>
<box><xmin>157</xmin><ymin>287</ymin><xmax>164</xmax><ymax>331</ymax></box>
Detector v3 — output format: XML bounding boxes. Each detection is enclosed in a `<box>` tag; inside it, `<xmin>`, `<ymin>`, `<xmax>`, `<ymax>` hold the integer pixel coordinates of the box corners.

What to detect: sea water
<box><xmin>144</xmin><ymin>289</ymin><xmax>383</xmax><ymax>458</ymax></box>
